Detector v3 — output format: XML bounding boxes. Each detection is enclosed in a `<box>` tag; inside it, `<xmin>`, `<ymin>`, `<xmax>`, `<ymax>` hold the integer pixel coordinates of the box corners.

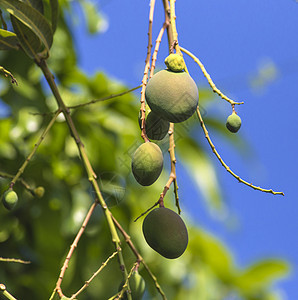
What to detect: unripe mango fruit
<box><xmin>138</xmin><ymin>110</ymin><xmax>169</xmax><ymax>140</ymax></box>
<box><xmin>145</xmin><ymin>69</ymin><xmax>199</xmax><ymax>123</ymax></box>
<box><xmin>131</xmin><ymin>142</ymin><xmax>163</xmax><ymax>186</ymax></box>
<box><xmin>226</xmin><ymin>112</ymin><xmax>242</xmax><ymax>133</ymax></box>
<box><xmin>142</xmin><ymin>207</ymin><xmax>188</xmax><ymax>259</ymax></box>
<box><xmin>34</xmin><ymin>186</ymin><xmax>45</xmax><ymax>198</ymax></box>
<box><xmin>164</xmin><ymin>53</ymin><xmax>185</xmax><ymax>72</ymax></box>
<box><xmin>145</xmin><ymin>111</ymin><xmax>169</xmax><ymax>140</ymax></box>
<box><xmin>118</xmin><ymin>271</ymin><xmax>146</xmax><ymax>300</ymax></box>
<box><xmin>2</xmin><ymin>190</ymin><xmax>18</xmax><ymax>210</ymax></box>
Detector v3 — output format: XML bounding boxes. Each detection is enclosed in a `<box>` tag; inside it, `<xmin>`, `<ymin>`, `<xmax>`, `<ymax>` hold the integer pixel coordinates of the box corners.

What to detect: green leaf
<box><xmin>80</xmin><ymin>1</ymin><xmax>106</xmax><ymax>34</ymax></box>
<box><xmin>0</xmin><ymin>29</ymin><xmax>19</xmax><ymax>50</ymax></box>
<box><xmin>49</xmin><ymin>0</ymin><xmax>59</xmax><ymax>33</ymax></box>
<box><xmin>235</xmin><ymin>260</ymin><xmax>290</xmax><ymax>294</ymax></box>
<box><xmin>177</xmin><ymin>137</ymin><xmax>225</xmax><ymax>215</ymax></box>
<box><xmin>0</xmin><ymin>0</ymin><xmax>53</xmax><ymax>51</ymax></box>
<box><xmin>11</xmin><ymin>15</ymin><xmax>43</xmax><ymax>58</ymax></box>
<box><xmin>189</xmin><ymin>229</ymin><xmax>235</xmax><ymax>282</ymax></box>
<box><xmin>23</xmin><ymin>0</ymin><xmax>44</xmax><ymax>14</ymax></box>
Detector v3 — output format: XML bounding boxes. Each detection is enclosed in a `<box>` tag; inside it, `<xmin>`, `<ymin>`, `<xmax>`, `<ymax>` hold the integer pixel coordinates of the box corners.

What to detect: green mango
<box><xmin>145</xmin><ymin>69</ymin><xmax>198</xmax><ymax>123</ymax></box>
<box><xmin>142</xmin><ymin>207</ymin><xmax>188</xmax><ymax>259</ymax></box>
<box><xmin>131</xmin><ymin>142</ymin><xmax>163</xmax><ymax>186</ymax></box>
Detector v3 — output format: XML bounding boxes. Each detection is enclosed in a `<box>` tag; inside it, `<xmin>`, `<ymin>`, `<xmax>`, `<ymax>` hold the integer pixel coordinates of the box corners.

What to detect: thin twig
<box><xmin>113</xmin><ymin>262</ymin><xmax>139</xmax><ymax>300</ymax></box>
<box><xmin>0</xmin><ymin>284</ymin><xmax>17</xmax><ymax>300</ymax></box>
<box><xmin>150</xmin><ymin>23</ymin><xmax>168</xmax><ymax>78</ymax></box>
<box><xmin>0</xmin><ymin>257</ymin><xmax>30</xmax><ymax>264</ymax></box>
<box><xmin>168</xmin><ymin>0</ymin><xmax>189</xmax><ymax>75</ymax></box>
<box><xmin>173</xmin><ymin>178</ymin><xmax>180</xmax><ymax>213</ymax></box>
<box><xmin>134</xmin><ymin>200</ymin><xmax>159</xmax><ymax>222</ymax></box>
<box><xmin>0</xmin><ymin>66</ymin><xmax>18</xmax><ymax>85</ymax></box>
<box><xmin>0</xmin><ymin>171</ymin><xmax>35</xmax><ymax>195</ymax></box>
<box><xmin>55</xmin><ymin>202</ymin><xmax>98</xmax><ymax>297</ymax></box>
<box><xmin>139</xmin><ymin>0</ymin><xmax>156</xmax><ymax>143</ymax></box>
<box><xmin>9</xmin><ymin>110</ymin><xmax>61</xmax><ymax>189</ymax></box>
<box><xmin>169</xmin><ymin>0</ymin><xmax>178</xmax><ymax>52</ymax></box>
<box><xmin>68</xmin><ymin>85</ymin><xmax>141</xmax><ymax>109</ymax></box>
<box><xmin>196</xmin><ymin>107</ymin><xmax>284</xmax><ymax>195</ymax></box>
<box><xmin>70</xmin><ymin>250</ymin><xmax>119</xmax><ymax>299</ymax></box>
<box><xmin>180</xmin><ymin>47</ymin><xmax>244</xmax><ymax>106</ymax></box>
<box><xmin>168</xmin><ymin>123</ymin><xmax>181</xmax><ymax>213</ymax></box>
<box><xmin>112</xmin><ymin>216</ymin><xmax>167</xmax><ymax>300</ymax></box>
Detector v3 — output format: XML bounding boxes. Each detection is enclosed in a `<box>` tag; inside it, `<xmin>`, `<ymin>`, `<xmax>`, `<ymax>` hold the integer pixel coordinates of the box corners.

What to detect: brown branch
<box><xmin>55</xmin><ymin>202</ymin><xmax>98</xmax><ymax>297</ymax></box>
<box><xmin>150</xmin><ymin>22</ymin><xmax>168</xmax><ymax>78</ymax></box>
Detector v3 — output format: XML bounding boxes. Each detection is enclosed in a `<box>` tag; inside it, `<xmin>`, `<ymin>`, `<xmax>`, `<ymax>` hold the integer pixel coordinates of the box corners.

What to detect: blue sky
<box><xmin>74</xmin><ymin>0</ymin><xmax>297</xmax><ymax>298</ymax></box>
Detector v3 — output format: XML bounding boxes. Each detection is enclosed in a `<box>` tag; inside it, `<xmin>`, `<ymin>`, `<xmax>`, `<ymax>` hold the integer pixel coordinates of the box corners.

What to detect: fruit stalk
<box><xmin>196</xmin><ymin>107</ymin><xmax>284</xmax><ymax>195</ymax></box>
<box><xmin>180</xmin><ymin>46</ymin><xmax>244</xmax><ymax>106</ymax></box>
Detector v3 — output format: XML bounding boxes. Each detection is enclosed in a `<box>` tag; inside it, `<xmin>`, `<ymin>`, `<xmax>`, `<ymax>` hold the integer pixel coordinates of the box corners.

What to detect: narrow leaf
<box><xmin>81</xmin><ymin>1</ymin><xmax>105</xmax><ymax>34</ymax></box>
<box><xmin>0</xmin><ymin>0</ymin><xmax>53</xmax><ymax>51</ymax></box>
<box><xmin>11</xmin><ymin>15</ymin><xmax>42</xmax><ymax>59</ymax></box>
<box><xmin>0</xmin><ymin>29</ymin><xmax>19</xmax><ymax>50</ymax></box>
<box><xmin>189</xmin><ymin>229</ymin><xmax>235</xmax><ymax>281</ymax></box>
<box><xmin>235</xmin><ymin>260</ymin><xmax>290</xmax><ymax>293</ymax></box>
<box><xmin>50</xmin><ymin>0</ymin><xmax>59</xmax><ymax>33</ymax></box>
<box><xmin>23</xmin><ymin>0</ymin><xmax>44</xmax><ymax>14</ymax></box>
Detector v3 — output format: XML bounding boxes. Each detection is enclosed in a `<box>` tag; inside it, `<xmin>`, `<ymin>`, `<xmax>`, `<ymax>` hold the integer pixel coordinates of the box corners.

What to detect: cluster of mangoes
<box><xmin>1</xmin><ymin>187</ymin><xmax>44</xmax><ymax>211</ymax></box>
<box><xmin>132</xmin><ymin>53</ymin><xmax>199</xmax><ymax>187</ymax></box>
<box><xmin>131</xmin><ymin>54</ymin><xmax>194</xmax><ymax>261</ymax></box>
<box><xmin>131</xmin><ymin>54</ymin><xmax>243</xmax><ymax>262</ymax></box>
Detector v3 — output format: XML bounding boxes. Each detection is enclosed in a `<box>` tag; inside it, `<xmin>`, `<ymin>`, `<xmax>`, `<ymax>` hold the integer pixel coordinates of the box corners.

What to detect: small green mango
<box><xmin>142</xmin><ymin>207</ymin><xmax>188</xmax><ymax>259</ymax></box>
<box><xmin>164</xmin><ymin>53</ymin><xmax>185</xmax><ymax>72</ymax></box>
<box><xmin>2</xmin><ymin>190</ymin><xmax>18</xmax><ymax>210</ymax></box>
<box><xmin>131</xmin><ymin>142</ymin><xmax>163</xmax><ymax>186</ymax></box>
<box><xmin>34</xmin><ymin>186</ymin><xmax>45</xmax><ymax>198</ymax></box>
<box><xmin>226</xmin><ymin>112</ymin><xmax>242</xmax><ymax>133</ymax></box>
<box><xmin>118</xmin><ymin>271</ymin><xmax>146</xmax><ymax>300</ymax></box>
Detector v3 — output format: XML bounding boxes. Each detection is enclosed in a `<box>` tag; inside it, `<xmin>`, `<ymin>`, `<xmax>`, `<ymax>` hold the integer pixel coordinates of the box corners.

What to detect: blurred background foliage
<box><xmin>0</xmin><ymin>1</ymin><xmax>289</xmax><ymax>299</ymax></box>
